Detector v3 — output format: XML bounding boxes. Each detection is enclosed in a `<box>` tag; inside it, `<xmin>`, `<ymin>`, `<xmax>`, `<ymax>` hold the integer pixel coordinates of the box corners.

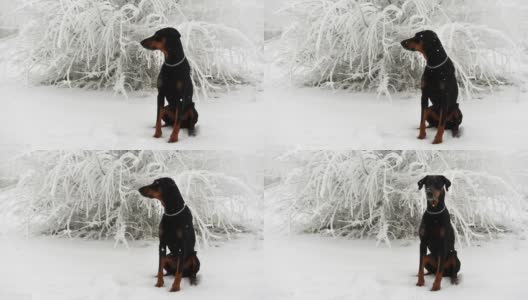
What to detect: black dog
<box><xmin>139</xmin><ymin>177</ymin><xmax>200</xmax><ymax>292</ymax></box>
<box><xmin>141</xmin><ymin>28</ymin><xmax>198</xmax><ymax>143</ymax></box>
<box><xmin>416</xmin><ymin>175</ymin><xmax>461</xmax><ymax>291</ymax></box>
<box><xmin>401</xmin><ymin>30</ymin><xmax>463</xmax><ymax>144</ymax></box>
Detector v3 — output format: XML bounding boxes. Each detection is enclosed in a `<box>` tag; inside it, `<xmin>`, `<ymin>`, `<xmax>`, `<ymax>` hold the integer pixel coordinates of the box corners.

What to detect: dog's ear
<box><xmin>165</xmin><ymin>28</ymin><xmax>182</xmax><ymax>53</ymax></box>
<box><xmin>422</xmin><ymin>30</ymin><xmax>441</xmax><ymax>52</ymax></box>
<box><xmin>429</xmin><ymin>31</ymin><xmax>438</xmax><ymax>41</ymax></box>
<box><xmin>158</xmin><ymin>178</ymin><xmax>172</xmax><ymax>194</ymax></box>
<box><xmin>418</xmin><ymin>176</ymin><xmax>428</xmax><ymax>190</ymax></box>
<box><xmin>441</xmin><ymin>176</ymin><xmax>451</xmax><ymax>191</ymax></box>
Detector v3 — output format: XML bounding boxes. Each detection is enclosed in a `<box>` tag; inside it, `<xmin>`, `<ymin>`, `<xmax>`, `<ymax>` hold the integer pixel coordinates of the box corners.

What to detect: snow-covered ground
<box><xmin>0</xmin><ymin>80</ymin><xmax>264</xmax><ymax>150</ymax></box>
<box><xmin>1</xmin><ymin>2</ymin><xmax>527</xmax><ymax>151</ymax></box>
<box><xmin>1</xmin><ymin>233</ymin><xmax>526</xmax><ymax>300</ymax></box>
<box><xmin>261</xmin><ymin>85</ymin><xmax>528</xmax><ymax>150</ymax></box>
<box><xmin>1</xmin><ymin>0</ymin><xmax>527</xmax><ymax>298</ymax></box>
<box><xmin>0</xmin><ymin>235</ymin><xmax>265</xmax><ymax>300</ymax></box>
<box><xmin>1</xmin><ymin>78</ymin><xmax>527</xmax><ymax>150</ymax></box>
<box><xmin>265</xmin><ymin>234</ymin><xmax>528</xmax><ymax>300</ymax></box>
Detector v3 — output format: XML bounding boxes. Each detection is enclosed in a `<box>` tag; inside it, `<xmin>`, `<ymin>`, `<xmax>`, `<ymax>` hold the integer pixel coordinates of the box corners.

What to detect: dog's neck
<box><xmin>425</xmin><ymin>46</ymin><xmax>449</xmax><ymax>69</ymax></box>
<box><xmin>164</xmin><ymin>201</ymin><xmax>186</xmax><ymax>216</ymax></box>
<box><xmin>165</xmin><ymin>51</ymin><xmax>186</xmax><ymax>67</ymax></box>
<box><xmin>426</xmin><ymin>194</ymin><xmax>447</xmax><ymax>215</ymax></box>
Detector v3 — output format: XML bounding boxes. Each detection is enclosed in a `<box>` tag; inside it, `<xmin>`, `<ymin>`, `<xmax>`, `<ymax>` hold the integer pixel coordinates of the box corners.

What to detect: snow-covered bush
<box><xmin>14</xmin><ymin>0</ymin><xmax>257</xmax><ymax>97</ymax></box>
<box><xmin>276</xmin><ymin>0</ymin><xmax>521</xmax><ymax>99</ymax></box>
<box><xmin>269</xmin><ymin>150</ymin><xmax>527</xmax><ymax>246</ymax></box>
<box><xmin>4</xmin><ymin>151</ymin><xmax>259</xmax><ymax>246</ymax></box>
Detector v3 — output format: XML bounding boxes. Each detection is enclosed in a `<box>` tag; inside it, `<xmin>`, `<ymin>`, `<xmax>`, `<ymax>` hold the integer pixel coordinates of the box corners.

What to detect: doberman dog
<box><xmin>140</xmin><ymin>28</ymin><xmax>198</xmax><ymax>143</ymax></box>
<box><xmin>401</xmin><ymin>30</ymin><xmax>463</xmax><ymax>144</ymax></box>
<box><xmin>139</xmin><ymin>177</ymin><xmax>200</xmax><ymax>292</ymax></box>
<box><xmin>416</xmin><ymin>175</ymin><xmax>461</xmax><ymax>291</ymax></box>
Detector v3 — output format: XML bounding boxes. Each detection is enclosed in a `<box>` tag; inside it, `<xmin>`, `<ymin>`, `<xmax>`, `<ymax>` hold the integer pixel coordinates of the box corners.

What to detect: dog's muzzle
<box><xmin>140</xmin><ymin>39</ymin><xmax>154</xmax><ymax>50</ymax></box>
<box><xmin>400</xmin><ymin>39</ymin><xmax>414</xmax><ymax>51</ymax></box>
<box><xmin>426</xmin><ymin>190</ymin><xmax>436</xmax><ymax>205</ymax></box>
<box><xmin>138</xmin><ymin>186</ymin><xmax>149</xmax><ymax>197</ymax></box>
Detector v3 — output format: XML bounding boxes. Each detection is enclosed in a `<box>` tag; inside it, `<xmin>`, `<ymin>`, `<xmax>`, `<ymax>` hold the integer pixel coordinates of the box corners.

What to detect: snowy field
<box><xmin>1</xmin><ymin>233</ymin><xmax>526</xmax><ymax>300</ymax></box>
<box><xmin>0</xmin><ymin>81</ymin><xmax>264</xmax><ymax>150</ymax></box>
<box><xmin>0</xmin><ymin>235</ymin><xmax>265</xmax><ymax>300</ymax></box>
<box><xmin>1</xmin><ymin>79</ymin><xmax>527</xmax><ymax>150</ymax></box>
<box><xmin>1</xmin><ymin>0</ymin><xmax>528</xmax><ymax>299</ymax></box>
<box><xmin>261</xmin><ymin>85</ymin><xmax>528</xmax><ymax>150</ymax></box>
<box><xmin>0</xmin><ymin>150</ymin><xmax>265</xmax><ymax>300</ymax></box>
<box><xmin>265</xmin><ymin>234</ymin><xmax>528</xmax><ymax>300</ymax></box>
<box><xmin>0</xmin><ymin>0</ymin><xmax>526</xmax><ymax>150</ymax></box>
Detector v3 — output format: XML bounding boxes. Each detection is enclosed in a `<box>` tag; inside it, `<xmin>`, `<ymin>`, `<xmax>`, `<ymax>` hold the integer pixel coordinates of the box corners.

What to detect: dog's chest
<box><xmin>423</xmin><ymin>72</ymin><xmax>448</xmax><ymax>91</ymax></box>
<box><xmin>426</xmin><ymin>219</ymin><xmax>446</xmax><ymax>238</ymax></box>
<box><xmin>160</xmin><ymin>220</ymin><xmax>191</xmax><ymax>241</ymax></box>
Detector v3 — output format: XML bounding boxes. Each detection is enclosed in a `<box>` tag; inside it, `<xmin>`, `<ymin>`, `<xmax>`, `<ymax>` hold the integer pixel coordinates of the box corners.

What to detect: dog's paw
<box><xmin>451</xmin><ymin>277</ymin><xmax>459</xmax><ymax>285</ymax></box>
<box><xmin>169</xmin><ymin>286</ymin><xmax>180</xmax><ymax>292</ymax></box>
<box><xmin>188</xmin><ymin>128</ymin><xmax>196</xmax><ymax>137</ymax></box>
<box><xmin>431</xmin><ymin>285</ymin><xmax>441</xmax><ymax>291</ymax></box>
<box><xmin>153</xmin><ymin>131</ymin><xmax>162</xmax><ymax>138</ymax></box>
<box><xmin>417</xmin><ymin>133</ymin><xmax>426</xmax><ymax>140</ymax></box>
<box><xmin>432</xmin><ymin>133</ymin><xmax>443</xmax><ymax>144</ymax></box>
<box><xmin>155</xmin><ymin>281</ymin><xmax>164</xmax><ymax>288</ymax></box>
<box><xmin>416</xmin><ymin>278</ymin><xmax>425</xmax><ymax>287</ymax></box>
<box><xmin>190</xmin><ymin>277</ymin><xmax>198</xmax><ymax>286</ymax></box>
<box><xmin>452</xmin><ymin>128</ymin><xmax>462</xmax><ymax>138</ymax></box>
<box><xmin>168</xmin><ymin>136</ymin><xmax>178</xmax><ymax>143</ymax></box>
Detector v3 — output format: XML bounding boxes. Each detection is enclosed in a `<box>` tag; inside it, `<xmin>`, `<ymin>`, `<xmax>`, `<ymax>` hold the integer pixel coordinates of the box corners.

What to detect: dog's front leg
<box><xmin>187</xmin><ymin>254</ymin><xmax>200</xmax><ymax>285</ymax></box>
<box><xmin>154</xmin><ymin>93</ymin><xmax>164</xmax><ymax>138</ymax></box>
<box><xmin>431</xmin><ymin>252</ymin><xmax>445</xmax><ymax>291</ymax></box>
<box><xmin>168</xmin><ymin>103</ymin><xmax>181</xmax><ymax>143</ymax></box>
<box><xmin>450</xmin><ymin>252</ymin><xmax>460</xmax><ymax>284</ymax></box>
<box><xmin>416</xmin><ymin>240</ymin><xmax>427</xmax><ymax>286</ymax></box>
<box><xmin>418</xmin><ymin>92</ymin><xmax>428</xmax><ymax>140</ymax></box>
<box><xmin>170</xmin><ymin>253</ymin><xmax>183</xmax><ymax>292</ymax></box>
<box><xmin>431</xmin><ymin>235</ymin><xmax>447</xmax><ymax>291</ymax></box>
<box><xmin>433</xmin><ymin>102</ymin><xmax>447</xmax><ymax>144</ymax></box>
<box><xmin>156</xmin><ymin>243</ymin><xmax>167</xmax><ymax>287</ymax></box>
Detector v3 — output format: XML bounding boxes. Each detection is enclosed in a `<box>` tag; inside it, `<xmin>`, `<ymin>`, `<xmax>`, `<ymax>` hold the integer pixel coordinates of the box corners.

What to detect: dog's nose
<box><xmin>400</xmin><ymin>40</ymin><xmax>408</xmax><ymax>47</ymax></box>
<box><xmin>138</xmin><ymin>187</ymin><xmax>146</xmax><ymax>195</ymax></box>
<box><xmin>140</xmin><ymin>39</ymin><xmax>147</xmax><ymax>47</ymax></box>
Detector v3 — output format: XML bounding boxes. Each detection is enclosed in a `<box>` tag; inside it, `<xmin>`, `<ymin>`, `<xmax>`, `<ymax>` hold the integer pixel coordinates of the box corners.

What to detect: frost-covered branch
<box><xmin>276</xmin><ymin>0</ymin><xmax>522</xmax><ymax>99</ymax></box>
<box><xmin>14</xmin><ymin>0</ymin><xmax>257</xmax><ymax>97</ymax></box>
<box><xmin>4</xmin><ymin>151</ymin><xmax>259</xmax><ymax>246</ymax></box>
<box><xmin>270</xmin><ymin>150</ymin><xmax>527</xmax><ymax>246</ymax></box>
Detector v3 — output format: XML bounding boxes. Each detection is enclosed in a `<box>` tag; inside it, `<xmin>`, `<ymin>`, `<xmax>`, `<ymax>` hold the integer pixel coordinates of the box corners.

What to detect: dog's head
<box><xmin>400</xmin><ymin>30</ymin><xmax>442</xmax><ymax>58</ymax></box>
<box><xmin>417</xmin><ymin>175</ymin><xmax>451</xmax><ymax>208</ymax></box>
<box><xmin>139</xmin><ymin>177</ymin><xmax>181</xmax><ymax>208</ymax></box>
<box><xmin>140</xmin><ymin>27</ymin><xmax>184</xmax><ymax>57</ymax></box>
